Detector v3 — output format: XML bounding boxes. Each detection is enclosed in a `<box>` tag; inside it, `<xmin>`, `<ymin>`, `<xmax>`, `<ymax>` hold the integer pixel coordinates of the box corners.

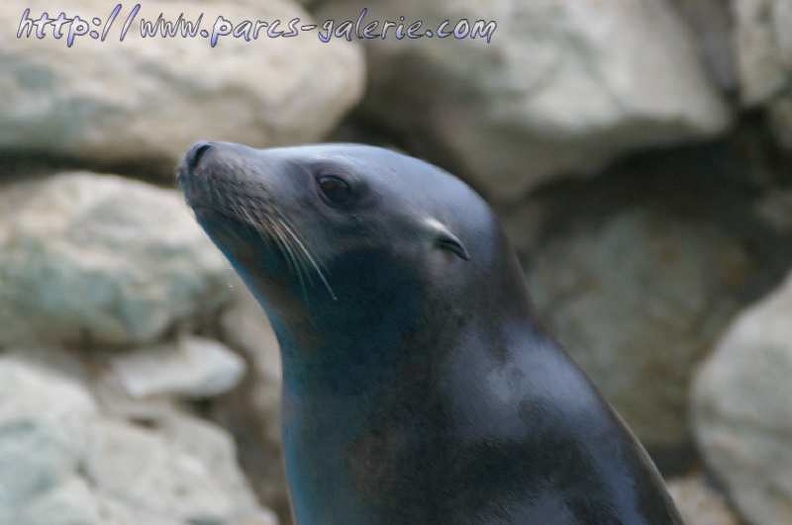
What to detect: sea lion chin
<box><xmin>178</xmin><ymin>141</ymin><xmax>684</xmax><ymax>525</ymax></box>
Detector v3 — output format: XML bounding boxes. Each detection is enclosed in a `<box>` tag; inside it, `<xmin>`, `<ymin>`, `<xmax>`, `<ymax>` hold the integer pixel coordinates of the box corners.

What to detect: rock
<box><xmin>87</xmin><ymin>415</ymin><xmax>279</xmax><ymax>525</ymax></box>
<box><xmin>319</xmin><ymin>0</ymin><xmax>730</xmax><ymax>200</ymax></box>
<box><xmin>667</xmin><ymin>473</ymin><xmax>740</xmax><ymax>525</ymax></box>
<box><xmin>756</xmin><ymin>189</ymin><xmax>792</xmax><ymax>232</ymax></box>
<box><xmin>0</xmin><ymin>350</ymin><xmax>97</xmax><ymax>426</ymax></box>
<box><xmin>693</xmin><ymin>269</ymin><xmax>792</xmax><ymax>525</ymax></box>
<box><xmin>157</xmin><ymin>414</ymin><xmax>276</xmax><ymax>524</ymax></box>
<box><xmin>84</xmin><ymin>419</ymin><xmax>241</xmax><ymax>525</ymax></box>
<box><xmin>21</xmin><ymin>478</ymin><xmax>104</xmax><ymax>525</ymax></box>
<box><xmin>526</xmin><ymin>207</ymin><xmax>750</xmax><ymax>452</ymax></box>
<box><xmin>734</xmin><ymin>0</ymin><xmax>792</xmax><ymax>105</ymax></box>
<box><xmin>668</xmin><ymin>0</ymin><xmax>737</xmax><ymax>91</ymax></box>
<box><xmin>0</xmin><ymin>0</ymin><xmax>364</xmax><ymax>174</ymax></box>
<box><xmin>0</xmin><ymin>353</ymin><xmax>100</xmax><ymax>525</ymax></box>
<box><xmin>769</xmin><ymin>98</ymin><xmax>792</xmax><ymax>150</ymax></box>
<box><xmin>214</xmin><ymin>281</ymin><xmax>290</xmax><ymax>523</ymax></box>
<box><xmin>107</xmin><ymin>337</ymin><xmax>246</xmax><ymax>400</ymax></box>
<box><xmin>734</xmin><ymin>0</ymin><xmax>792</xmax><ymax>149</ymax></box>
<box><xmin>0</xmin><ymin>351</ymin><xmax>278</xmax><ymax>525</ymax></box>
<box><xmin>91</xmin><ymin>371</ymin><xmax>180</xmax><ymax>423</ymax></box>
<box><xmin>92</xmin><ymin>497</ymin><xmax>182</xmax><ymax>525</ymax></box>
<box><xmin>0</xmin><ymin>172</ymin><xmax>233</xmax><ymax>347</ymax></box>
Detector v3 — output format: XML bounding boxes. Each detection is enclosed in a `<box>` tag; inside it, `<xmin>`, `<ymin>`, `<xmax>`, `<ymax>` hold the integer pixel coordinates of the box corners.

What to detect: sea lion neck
<box><xmin>267</xmin><ymin>247</ymin><xmax>437</xmax><ymax>398</ymax></box>
<box><xmin>269</xmin><ymin>234</ymin><xmax>539</xmax><ymax>400</ymax></box>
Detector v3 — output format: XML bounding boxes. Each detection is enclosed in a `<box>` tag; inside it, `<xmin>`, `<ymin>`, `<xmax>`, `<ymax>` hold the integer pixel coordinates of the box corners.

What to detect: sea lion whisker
<box><xmin>273</xmin><ymin>222</ymin><xmax>310</xmax><ymax>303</ymax></box>
<box><xmin>272</xmin><ymin>219</ymin><xmax>311</xmax><ymax>302</ymax></box>
<box><xmin>275</xmin><ymin>218</ymin><xmax>314</xmax><ymax>286</ymax></box>
<box><xmin>267</xmin><ymin>220</ymin><xmax>296</xmax><ymax>272</ymax></box>
<box><xmin>280</xmin><ymin>213</ymin><xmax>334</xmax><ymax>277</ymax></box>
<box><xmin>226</xmin><ymin>200</ymin><xmax>258</xmax><ymax>230</ymax></box>
<box><xmin>227</xmin><ymin>202</ymin><xmax>304</xmax><ymax>296</ymax></box>
<box><xmin>274</xmin><ymin>217</ymin><xmax>320</xmax><ymax>306</ymax></box>
<box><xmin>275</xmin><ymin>214</ymin><xmax>330</xmax><ymax>281</ymax></box>
<box><xmin>275</xmin><ymin>218</ymin><xmax>316</xmax><ymax>288</ymax></box>
<box><xmin>232</xmin><ymin>201</ymin><xmax>276</xmax><ymax>246</ymax></box>
<box><xmin>277</xmin><ymin>215</ymin><xmax>337</xmax><ymax>301</ymax></box>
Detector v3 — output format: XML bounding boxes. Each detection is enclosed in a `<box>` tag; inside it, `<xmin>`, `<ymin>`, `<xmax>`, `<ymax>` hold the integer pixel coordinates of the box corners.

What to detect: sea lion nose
<box><xmin>185</xmin><ymin>141</ymin><xmax>214</xmax><ymax>172</ymax></box>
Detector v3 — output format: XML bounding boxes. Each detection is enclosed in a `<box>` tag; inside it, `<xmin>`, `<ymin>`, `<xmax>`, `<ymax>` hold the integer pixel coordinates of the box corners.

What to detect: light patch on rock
<box><xmin>735</xmin><ymin>0</ymin><xmax>792</xmax><ymax>104</ymax></box>
<box><xmin>668</xmin><ymin>0</ymin><xmax>737</xmax><ymax>91</ymax></box>
<box><xmin>107</xmin><ymin>337</ymin><xmax>246</xmax><ymax>400</ymax></box>
<box><xmin>667</xmin><ymin>473</ymin><xmax>740</xmax><ymax>525</ymax></box>
<box><xmin>756</xmin><ymin>189</ymin><xmax>792</xmax><ymax>232</ymax></box>
<box><xmin>734</xmin><ymin>0</ymin><xmax>792</xmax><ymax>150</ymax></box>
<box><xmin>694</xmin><ymin>269</ymin><xmax>792</xmax><ymax>525</ymax></box>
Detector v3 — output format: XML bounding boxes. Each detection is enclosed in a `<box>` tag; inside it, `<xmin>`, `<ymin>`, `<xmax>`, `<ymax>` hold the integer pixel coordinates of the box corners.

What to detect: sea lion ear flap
<box><xmin>424</xmin><ymin>217</ymin><xmax>470</xmax><ymax>261</ymax></box>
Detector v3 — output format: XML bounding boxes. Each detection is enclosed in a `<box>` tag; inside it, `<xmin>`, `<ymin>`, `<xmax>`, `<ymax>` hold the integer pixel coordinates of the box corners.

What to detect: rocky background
<box><xmin>1</xmin><ymin>0</ymin><xmax>790</xmax><ymax>524</ymax></box>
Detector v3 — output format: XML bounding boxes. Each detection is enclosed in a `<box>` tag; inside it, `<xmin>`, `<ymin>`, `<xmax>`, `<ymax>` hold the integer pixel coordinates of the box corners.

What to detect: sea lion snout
<box><xmin>176</xmin><ymin>140</ymin><xmax>214</xmax><ymax>194</ymax></box>
<box><xmin>185</xmin><ymin>140</ymin><xmax>214</xmax><ymax>172</ymax></box>
<box><xmin>178</xmin><ymin>141</ymin><xmax>269</xmax><ymax>211</ymax></box>
<box><xmin>178</xmin><ymin>140</ymin><xmax>257</xmax><ymax>182</ymax></box>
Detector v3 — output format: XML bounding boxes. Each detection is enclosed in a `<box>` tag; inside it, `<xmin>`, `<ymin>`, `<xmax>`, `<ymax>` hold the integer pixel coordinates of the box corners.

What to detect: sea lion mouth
<box><xmin>180</xmin><ymin>167</ymin><xmax>287</xmax><ymax>253</ymax></box>
<box><xmin>177</xmin><ymin>148</ymin><xmax>278</xmax><ymax>233</ymax></box>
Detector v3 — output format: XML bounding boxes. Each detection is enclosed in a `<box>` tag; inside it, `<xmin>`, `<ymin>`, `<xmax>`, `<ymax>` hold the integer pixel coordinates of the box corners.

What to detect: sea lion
<box><xmin>177</xmin><ymin>141</ymin><xmax>684</xmax><ymax>525</ymax></box>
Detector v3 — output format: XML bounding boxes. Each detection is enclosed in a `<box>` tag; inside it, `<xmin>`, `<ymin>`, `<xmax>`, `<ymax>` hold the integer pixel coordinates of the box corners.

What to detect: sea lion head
<box><xmin>177</xmin><ymin>141</ymin><xmax>527</xmax><ymax>383</ymax></box>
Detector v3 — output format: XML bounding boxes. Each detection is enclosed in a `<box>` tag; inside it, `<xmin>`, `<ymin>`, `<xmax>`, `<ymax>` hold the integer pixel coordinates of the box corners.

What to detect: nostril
<box><xmin>186</xmin><ymin>141</ymin><xmax>213</xmax><ymax>171</ymax></box>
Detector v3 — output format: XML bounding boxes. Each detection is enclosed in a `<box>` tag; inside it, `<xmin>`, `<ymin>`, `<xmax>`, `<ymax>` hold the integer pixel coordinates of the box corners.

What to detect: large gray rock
<box><xmin>693</xmin><ymin>270</ymin><xmax>792</xmax><ymax>525</ymax></box>
<box><xmin>0</xmin><ymin>172</ymin><xmax>232</xmax><ymax>347</ymax></box>
<box><xmin>0</xmin><ymin>0</ymin><xmax>364</xmax><ymax>174</ymax></box>
<box><xmin>320</xmin><ymin>0</ymin><xmax>730</xmax><ymax>200</ymax></box>
<box><xmin>0</xmin><ymin>352</ymin><xmax>277</xmax><ymax>525</ymax></box>
<box><xmin>734</xmin><ymin>0</ymin><xmax>792</xmax><ymax>149</ymax></box>
<box><xmin>526</xmin><ymin>207</ymin><xmax>750</xmax><ymax>451</ymax></box>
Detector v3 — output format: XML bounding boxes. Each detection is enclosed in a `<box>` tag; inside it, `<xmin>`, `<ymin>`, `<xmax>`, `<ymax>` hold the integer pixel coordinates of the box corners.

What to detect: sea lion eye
<box><xmin>317</xmin><ymin>175</ymin><xmax>353</xmax><ymax>206</ymax></box>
